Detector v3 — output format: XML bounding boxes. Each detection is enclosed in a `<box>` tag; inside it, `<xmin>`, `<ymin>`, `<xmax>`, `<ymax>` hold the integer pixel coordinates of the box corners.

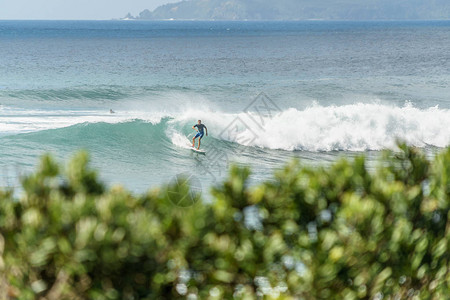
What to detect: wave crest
<box><xmin>230</xmin><ymin>103</ymin><xmax>450</xmax><ymax>151</ymax></box>
<box><xmin>2</xmin><ymin>103</ymin><xmax>449</xmax><ymax>152</ymax></box>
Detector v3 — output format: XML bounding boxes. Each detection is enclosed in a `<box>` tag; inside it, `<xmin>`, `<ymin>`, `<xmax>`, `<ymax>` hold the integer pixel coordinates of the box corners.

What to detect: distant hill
<box><xmin>131</xmin><ymin>0</ymin><xmax>450</xmax><ymax>20</ymax></box>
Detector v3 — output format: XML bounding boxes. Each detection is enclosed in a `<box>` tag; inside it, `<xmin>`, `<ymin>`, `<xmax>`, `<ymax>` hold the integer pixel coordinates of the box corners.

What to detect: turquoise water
<box><xmin>1</xmin><ymin>20</ymin><xmax>450</xmax><ymax>193</ymax></box>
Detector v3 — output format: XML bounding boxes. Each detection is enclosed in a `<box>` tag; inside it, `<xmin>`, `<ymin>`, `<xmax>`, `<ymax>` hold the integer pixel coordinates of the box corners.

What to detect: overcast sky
<box><xmin>0</xmin><ymin>0</ymin><xmax>172</xmax><ymax>20</ymax></box>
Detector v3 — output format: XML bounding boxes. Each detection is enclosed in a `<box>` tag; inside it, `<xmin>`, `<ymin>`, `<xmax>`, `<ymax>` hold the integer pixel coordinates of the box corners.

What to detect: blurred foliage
<box><xmin>0</xmin><ymin>144</ymin><xmax>449</xmax><ymax>299</ymax></box>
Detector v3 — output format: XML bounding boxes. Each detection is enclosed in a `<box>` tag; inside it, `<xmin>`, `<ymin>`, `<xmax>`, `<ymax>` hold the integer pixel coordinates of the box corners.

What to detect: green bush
<box><xmin>0</xmin><ymin>144</ymin><xmax>449</xmax><ymax>299</ymax></box>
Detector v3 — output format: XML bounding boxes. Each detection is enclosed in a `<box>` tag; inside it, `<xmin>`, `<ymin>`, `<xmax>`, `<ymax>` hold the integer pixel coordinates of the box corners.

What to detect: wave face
<box><xmin>1</xmin><ymin>102</ymin><xmax>449</xmax><ymax>152</ymax></box>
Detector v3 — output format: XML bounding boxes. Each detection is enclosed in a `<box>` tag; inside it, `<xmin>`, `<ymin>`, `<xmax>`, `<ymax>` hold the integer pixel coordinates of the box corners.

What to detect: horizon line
<box><xmin>1</xmin><ymin>18</ymin><xmax>450</xmax><ymax>22</ymax></box>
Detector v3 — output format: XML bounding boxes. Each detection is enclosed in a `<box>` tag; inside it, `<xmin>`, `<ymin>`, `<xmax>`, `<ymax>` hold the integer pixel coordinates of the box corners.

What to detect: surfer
<box><xmin>192</xmin><ymin>120</ymin><xmax>208</xmax><ymax>150</ymax></box>
<box><xmin>110</xmin><ymin>109</ymin><xmax>115</xmax><ymax>114</ymax></box>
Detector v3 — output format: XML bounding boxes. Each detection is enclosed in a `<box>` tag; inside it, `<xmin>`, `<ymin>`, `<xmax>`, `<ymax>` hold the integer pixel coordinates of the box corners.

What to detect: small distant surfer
<box><xmin>110</xmin><ymin>109</ymin><xmax>115</xmax><ymax>114</ymax></box>
<box><xmin>192</xmin><ymin>120</ymin><xmax>208</xmax><ymax>150</ymax></box>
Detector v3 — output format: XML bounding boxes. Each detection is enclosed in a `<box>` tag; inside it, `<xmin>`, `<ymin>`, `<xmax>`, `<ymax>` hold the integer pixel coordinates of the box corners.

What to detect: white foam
<box><xmin>215</xmin><ymin>103</ymin><xmax>450</xmax><ymax>151</ymax></box>
<box><xmin>0</xmin><ymin>106</ymin><xmax>164</xmax><ymax>136</ymax></box>
<box><xmin>170</xmin><ymin>131</ymin><xmax>193</xmax><ymax>149</ymax></box>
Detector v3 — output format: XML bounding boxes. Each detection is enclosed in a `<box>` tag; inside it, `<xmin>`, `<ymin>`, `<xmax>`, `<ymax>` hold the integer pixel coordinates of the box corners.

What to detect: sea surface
<box><xmin>1</xmin><ymin>20</ymin><xmax>450</xmax><ymax>194</ymax></box>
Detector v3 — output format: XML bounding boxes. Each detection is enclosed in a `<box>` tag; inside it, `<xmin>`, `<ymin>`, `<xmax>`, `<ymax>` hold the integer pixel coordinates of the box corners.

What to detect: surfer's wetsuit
<box><xmin>194</xmin><ymin>124</ymin><xmax>206</xmax><ymax>138</ymax></box>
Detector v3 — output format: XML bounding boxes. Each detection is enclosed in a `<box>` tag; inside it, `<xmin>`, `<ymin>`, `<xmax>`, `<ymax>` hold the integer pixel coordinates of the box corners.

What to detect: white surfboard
<box><xmin>191</xmin><ymin>147</ymin><xmax>206</xmax><ymax>154</ymax></box>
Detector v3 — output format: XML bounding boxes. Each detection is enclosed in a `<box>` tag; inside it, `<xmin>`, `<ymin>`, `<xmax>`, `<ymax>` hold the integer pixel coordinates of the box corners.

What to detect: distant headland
<box><xmin>122</xmin><ymin>0</ymin><xmax>450</xmax><ymax>21</ymax></box>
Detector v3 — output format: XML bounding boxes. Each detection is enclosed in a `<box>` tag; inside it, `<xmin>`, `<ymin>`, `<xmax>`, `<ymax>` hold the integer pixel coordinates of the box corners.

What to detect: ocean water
<box><xmin>1</xmin><ymin>20</ymin><xmax>450</xmax><ymax>193</ymax></box>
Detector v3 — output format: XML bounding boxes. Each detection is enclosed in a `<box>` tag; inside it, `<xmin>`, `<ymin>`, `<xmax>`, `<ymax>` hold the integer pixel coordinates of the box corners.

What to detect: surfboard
<box><xmin>191</xmin><ymin>147</ymin><xmax>206</xmax><ymax>154</ymax></box>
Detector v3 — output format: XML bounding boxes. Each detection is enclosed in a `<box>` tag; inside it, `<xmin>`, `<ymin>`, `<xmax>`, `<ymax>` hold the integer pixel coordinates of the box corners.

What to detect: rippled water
<box><xmin>1</xmin><ymin>20</ymin><xmax>449</xmax><ymax>192</ymax></box>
